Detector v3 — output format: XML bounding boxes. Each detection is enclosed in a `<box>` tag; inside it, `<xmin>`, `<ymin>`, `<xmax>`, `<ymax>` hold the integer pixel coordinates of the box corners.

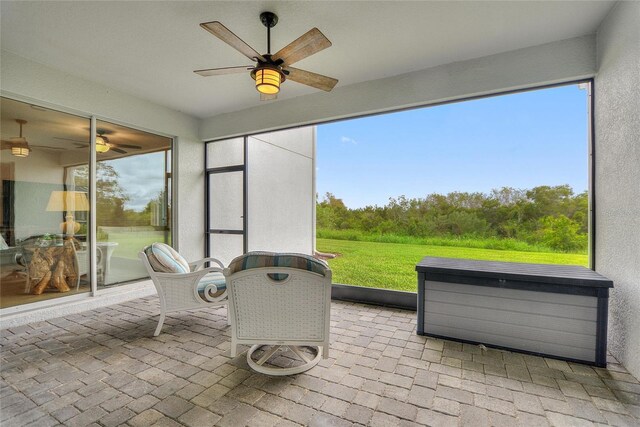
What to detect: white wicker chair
<box><xmin>224</xmin><ymin>252</ymin><xmax>332</xmax><ymax>376</ymax></box>
<box><xmin>139</xmin><ymin>246</ymin><xmax>228</xmax><ymax>336</ymax></box>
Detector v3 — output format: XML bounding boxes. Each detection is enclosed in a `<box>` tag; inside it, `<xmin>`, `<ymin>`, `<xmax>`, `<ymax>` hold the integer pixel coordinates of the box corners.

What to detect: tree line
<box><xmin>71</xmin><ymin>163</ymin><xmax>167</xmax><ymax>229</ymax></box>
<box><xmin>317</xmin><ymin>185</ymin><xmax>588</xmax><ymax>252</ymax></box>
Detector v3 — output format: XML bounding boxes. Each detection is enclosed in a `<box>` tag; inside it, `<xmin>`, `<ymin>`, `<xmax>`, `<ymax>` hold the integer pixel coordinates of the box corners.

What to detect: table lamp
<box><xmin>46</xmin><ymin>191</ymin><xmax>90</xmax><ymax>237</ymax></box>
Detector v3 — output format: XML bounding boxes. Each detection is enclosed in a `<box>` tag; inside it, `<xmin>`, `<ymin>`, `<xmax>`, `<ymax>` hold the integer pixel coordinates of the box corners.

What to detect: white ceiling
<box><xmin>0</xmin><ymin>1</ymin><xmax>614</xmax><ymax>119</ymax></box>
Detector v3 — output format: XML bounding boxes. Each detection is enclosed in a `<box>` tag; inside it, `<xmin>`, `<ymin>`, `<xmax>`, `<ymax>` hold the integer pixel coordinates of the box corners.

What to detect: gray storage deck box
<box><xmin>416</xmin><ymin>257</ymin><xmax>613</xmax><ymax>366</ymax></box>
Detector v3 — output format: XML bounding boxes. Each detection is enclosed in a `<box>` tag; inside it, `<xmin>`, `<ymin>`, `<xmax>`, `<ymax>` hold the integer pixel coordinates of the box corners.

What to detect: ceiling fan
<box><xmin>194</xmin><ymin>12</ymin><xmax>338</xmax><ymax>100</ymax></box>
<box><xmin>94</xmin><ymin>131</ymin><xmax>143</xmax><ymax>154</ymax></box>
<box><xmin>1</xmin><ymin>119</ymin><xmax>30</xmax><ymax>157</ymax></box>
<box><xmin>0</xmin><ymin>119</ymin><xmax>65</xmax><ymax>157</ymax></box>
<box><xmin>54</xmin><ymin>129</ymin><xmax>143</xmax><ymax>154</ymax></box>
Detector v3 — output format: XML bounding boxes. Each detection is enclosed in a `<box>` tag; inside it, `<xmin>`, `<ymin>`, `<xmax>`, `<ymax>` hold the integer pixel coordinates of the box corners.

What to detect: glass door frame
<box><xmin>89</xmin><ymin>117</ymin><xmax>176</xmax><ymax>290</ymax></box>
<box><xmin>204</xmin><ymin>137</ymin><xmax>248</xmax><ymax>258</ymax></box>
<box><xmin>63</xmin><ymin>129</ymin><xmax>174</xmax><ymax>292</ymax></box>
<box><xmin>84</xmin><ymin>116</ymin><xmax>177</xmax><ymax>295</ymax></box>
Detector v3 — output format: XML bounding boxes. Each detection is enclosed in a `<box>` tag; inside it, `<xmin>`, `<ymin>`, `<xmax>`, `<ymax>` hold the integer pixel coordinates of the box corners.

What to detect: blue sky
<box><xmin>317</xmin><ymin>84</ymin><xmax>589</xmax><ymax>209</ymax></box>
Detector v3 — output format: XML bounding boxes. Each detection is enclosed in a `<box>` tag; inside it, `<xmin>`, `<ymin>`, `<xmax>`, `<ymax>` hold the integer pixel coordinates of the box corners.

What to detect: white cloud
<box><xmin>340</xmin><ymin>136</ymin><xmax>357</xmax><ymax>145</ymax></box>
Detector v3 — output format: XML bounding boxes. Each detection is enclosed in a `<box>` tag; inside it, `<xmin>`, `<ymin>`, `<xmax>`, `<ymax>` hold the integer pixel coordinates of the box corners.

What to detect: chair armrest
<box><xmin>189</xmin><ymin>257</ymin><xmax>225</xmax><ymax>271</ymax></box>
<box><xmin>151</xmin><ymin>265</ymin><xmax>223</xmax><ymax>280</ymax></box>
<box><xmin>140</xmin><ymin>251</ymin><xmax>223</xmax><ymax>278</ymax></box>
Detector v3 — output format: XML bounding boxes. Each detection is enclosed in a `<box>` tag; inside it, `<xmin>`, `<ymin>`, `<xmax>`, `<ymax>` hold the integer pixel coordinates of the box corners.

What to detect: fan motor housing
<box><xmin>250</xmin><ymin>56</ymin><xmax>286</xmax><ymax>83</ymax></box>
<box><xmin>260</xmin><ymin>12</ymin><xmax>278</xmax><ymax>28</ymax></box>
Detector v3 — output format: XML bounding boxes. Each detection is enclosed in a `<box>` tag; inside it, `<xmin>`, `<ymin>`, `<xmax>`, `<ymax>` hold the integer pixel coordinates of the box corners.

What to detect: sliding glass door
<box><xmin>0</xmin><ymin>97</ymin><xmax>92</xmax><ymax>308</ymax></box>
<box><xmin>1</xmin><ymin>96</ymin><xmax>174</xmax><ymax>310</ymax></box>
<box><xmin>68</xmin><ymin>120</ymin><xmax>172</xmax><ymax>287</ymax></box>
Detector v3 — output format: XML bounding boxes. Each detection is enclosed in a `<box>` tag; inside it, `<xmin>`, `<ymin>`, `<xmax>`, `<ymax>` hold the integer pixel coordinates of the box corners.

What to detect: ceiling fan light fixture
<box><xmin>195</xmin><ymin>13</ymin><xmax>337</xmax><ymax>98</ymax></box>
<box><xmin>11</xmin><ymin>145</ymin><xmax>30</xmax><ymax>157</ymax></box>
<box><xmin>254</xmin><ymin>67</ymin><xmax>282</xmax><ymax>94</ymax></box>
<box><xmin>96</xmin><ymin>135</ymin><xmax>110</xmax><ymax>153</ymax></box>
<box><xmin>9</xmin><ymin>119</ymin><xmax>30</xmax><ymax>157</ymax></box>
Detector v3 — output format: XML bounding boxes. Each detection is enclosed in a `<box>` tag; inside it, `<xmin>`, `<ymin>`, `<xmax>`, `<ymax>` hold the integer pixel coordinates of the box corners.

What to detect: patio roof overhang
<box><xmin>0</xmin><ymin>1</ymin><xmax>614</xmax><ymax>119</ymax></box>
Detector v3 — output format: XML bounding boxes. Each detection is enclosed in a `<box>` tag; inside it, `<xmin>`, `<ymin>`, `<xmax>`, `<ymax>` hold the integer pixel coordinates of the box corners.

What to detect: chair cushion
<box><xmin>144</xmin><ymin>243</ymin><xmax>190</xmax><ymax>274</ymax></box>
<box><xmin>197</xmin><ymin>273</ymin><xmax>227</xmax><ymax>302</ymax></box>
<box><xmin>226</xmin><ymin>251</ymin><xmax>330</xmax><ymax>278</ymax></box>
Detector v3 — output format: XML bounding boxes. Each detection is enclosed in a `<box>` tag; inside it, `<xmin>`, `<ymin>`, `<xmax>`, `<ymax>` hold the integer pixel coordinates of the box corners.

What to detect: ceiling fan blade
<box><xmin>110</xmin><ymin>143</ymin><xmax>142</xmax><ymax>150</ymax></box>
<box><xmin>1</xmin><ymin>139</ymin><xmax>30</xmax><ymax>148</ymax></box>
<box><xmin>284</xmin><ymin>67</ymin><xmax>338</xmax><ymax>92</ymax></box>
<box><xmin>54</xmin><ymin>136</ymin><xmax>89</xmax><ymax>144</ymax></box>
<box><xmin>260</xmin><ymin>93</ymin><xmax>278</xmax><ymax>101</ymax></box>
<box><xmin>2</xmin><ymin>137</ymin><xmax>27</xmax><ymax>143</ymax></box>
<box><xmin>32</xmin><ymin>145</ymin><xmax>64</xmax><ymax>150</ymax></box>
<box><xmin>200</xmin><ymin>21</ymin><xmax>265</xmax><ymax>62</ymax></box>
<box><xmin>194</xmin><ymin>66</ymin><xmax>253</xmax><ymax>77</ymax></box>
<box><xmin>273</xmin><ymin>28</ymin><xmax>331</xmax><ymax>66</ymax></box>
<box><xmin>109</xmin><ymin>147</ymin><xmax>127</xmax><ymax>154</ymax></box>
<box><xmin>54</xmin><ymin>136</ymin><xmax>139</xmax><ymax>150</ymax></box>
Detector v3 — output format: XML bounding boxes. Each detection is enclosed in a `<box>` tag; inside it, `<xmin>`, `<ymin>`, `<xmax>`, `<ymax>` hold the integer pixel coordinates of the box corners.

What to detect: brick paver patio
<box><xmin>2</xmin><ymin>298</ymin><xmax>640</xmax><ymax>426</ymax></box>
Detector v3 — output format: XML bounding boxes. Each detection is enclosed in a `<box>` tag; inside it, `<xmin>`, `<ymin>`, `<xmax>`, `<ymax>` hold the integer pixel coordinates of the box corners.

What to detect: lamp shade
<box><xmin>255</xmin><ymin>67</ymin><xmax>281</xmax><ymax>94</ymax></box>
<box><xmin>46</xmin><ymin>191</ymin><xmax>90</xmax><ymax>212</ymax></box>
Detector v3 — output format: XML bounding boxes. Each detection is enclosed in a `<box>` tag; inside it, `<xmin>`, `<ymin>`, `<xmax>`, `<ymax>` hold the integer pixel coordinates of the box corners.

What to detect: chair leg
<box><xmin>154</xmin><ymin>312</ymin><xmax>166</xmax><ymax>336</ymax></box>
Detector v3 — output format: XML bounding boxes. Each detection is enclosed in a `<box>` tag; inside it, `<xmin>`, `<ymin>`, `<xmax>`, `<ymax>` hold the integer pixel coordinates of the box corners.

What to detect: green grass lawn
<box><xmin>100</xmin><ymin>230</ymin><xmax>170</xmax><ymax>259</ymax></box>
<box><xmin>99</xmin><ymin>229</ymin><xmax>589</xmax><ymax>293</ymax></box>
<box><xmin>316</xmin><ymin>238</ymin><xmax>588</xmax><ymax>292</ymax></box>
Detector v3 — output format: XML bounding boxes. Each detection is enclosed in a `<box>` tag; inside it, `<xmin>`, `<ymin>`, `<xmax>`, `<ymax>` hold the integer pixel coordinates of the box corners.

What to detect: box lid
<box><xmin>416</xmin><ymin>257</ymin><xmax>613</xmax><ymax>288</ymax></box>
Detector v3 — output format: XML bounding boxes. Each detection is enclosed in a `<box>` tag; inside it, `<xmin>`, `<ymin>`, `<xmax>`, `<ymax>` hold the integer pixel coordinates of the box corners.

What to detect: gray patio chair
<box><xmin>224</xmin><ymin>251</ymin><xmax>332</xmax><ymax>376</ymax></box>
<box><xmin>139</xmin><ymin>243</ymin><xmax>228</xmax><ymax>336</ymax></box>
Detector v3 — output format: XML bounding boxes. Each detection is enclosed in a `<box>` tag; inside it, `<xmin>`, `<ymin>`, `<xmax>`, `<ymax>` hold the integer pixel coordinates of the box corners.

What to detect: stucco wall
<box><xmin>200</xmin><ymin>35</ymin><xmax>596</xmax><ymax>140</ymax></box>
<box><xmin>0</xmin><ymin>50</ymin><xmax>204</xmax><ymax>261</ymax></box>
<box><xmin>595</xmin><ymin>1</ymin><xmax>640</xmax><ymax>378</ymax></box>
<box><xmin>205</xmin><ymin>128</ymin><xmax>315</xmax><ymax>264</ymax></box>
<box><xmin>247</xmin><ymin>127</ymin><xmax>315</xmax><ymax>255</ymax></box>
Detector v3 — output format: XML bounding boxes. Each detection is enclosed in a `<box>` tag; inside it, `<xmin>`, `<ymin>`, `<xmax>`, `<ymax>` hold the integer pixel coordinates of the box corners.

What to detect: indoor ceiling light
<box><xmin>11</xmin><ymin>144</ymin><xmax>30</xmax><ymax>157</ymax></box>
<box><xmin>254</xmin><ymin>66</ymin><xmax>282</xmax><ymax>94</ymax></box>
<box><xmin>9</xmin><ymin>119</ymin><xmax>30</xmax><ymax>158</ymax></box>
<box><xmin>95</xmin><ymin>135</ymin><xmax>110</xmax><ymax>153</ymax></box>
